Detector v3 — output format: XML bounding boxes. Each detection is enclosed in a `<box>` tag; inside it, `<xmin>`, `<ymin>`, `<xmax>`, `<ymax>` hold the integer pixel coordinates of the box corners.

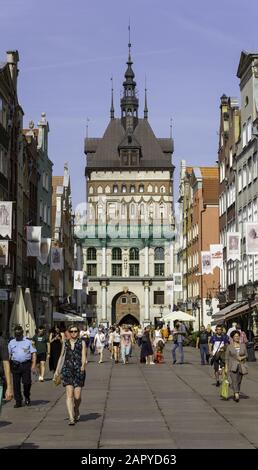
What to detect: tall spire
<box><xmin>120</xmin><ymin>22</ymin><xmax>139</xmax><ymax>130</ymax></box>
<box><xmin>110</xmin><ymin>76</ymin><xmax>114</xmax><ymax>119</ymax></box>
<box><xmin>144</xmin><ymin>75</ymin><xmax>148</xmax><ymax>119</ymax></box>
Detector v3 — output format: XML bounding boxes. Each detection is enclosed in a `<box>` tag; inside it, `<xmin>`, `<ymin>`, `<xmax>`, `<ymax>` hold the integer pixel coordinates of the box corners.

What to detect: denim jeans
<box><xmin>200</xmin><ymin>344</ymin><xmax>209</xmax><ymax>364</ymax></box>
<box><xmin>172</xmin><ymin>342</ymin><xmax>184</xmax><ymax>363</ymax></box>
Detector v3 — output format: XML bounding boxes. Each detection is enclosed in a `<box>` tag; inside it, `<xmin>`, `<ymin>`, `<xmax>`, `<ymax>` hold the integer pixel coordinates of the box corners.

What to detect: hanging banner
<box><xmin>246</xmin><ymin>223</ymin><xmax>258</xmax><ymax>255</ymax></box>
<box><xmin>227</xmin><ymin>232</ymin><xmax>241</xmax><ymax>261</ymax></box>
<box><xmin>50</xmin><ymin>247</ymin><xmax>64</xmax><ymax>271</ymax></box>
<box><xmin>0</xmin><ymin>240</ymin><xmax>8</xmax><ymax>266</ymax></box>
<box><xmin>38</xmin><ymin>238</ymin><xmax>51</xmax><ymax>265</ymax></box>
<box><xmin>74</xmin><ymin>271</ymin><xmax>84</xmax><ymax>290</ymax></box>
<box><xmin>173</xmin><ymin>273</ymin><xmax>182</xmax><ymax>292</ymax></box>
<box><xmin>210</xmin><ymin>244</ymin><xmax>223</xmax><ymax>270</ymax></box>
<box><xmin>201</xmin><ymin>251</ymin><xmax>212</xmax><ymax>274</ymax></box>
<box><xmin>0</xmin><ymin>202</ymin><xmax>12</xmax><ymax>238</ymax></box>
<box><xmin>27</xmin><ymin>226</ymin><xmax>41</xmax><ymax>256</ymax></box>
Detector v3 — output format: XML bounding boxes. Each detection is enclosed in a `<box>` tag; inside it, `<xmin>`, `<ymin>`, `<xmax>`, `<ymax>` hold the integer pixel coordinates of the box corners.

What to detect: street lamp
<box><xmin>3</xmin><ymin>268</ymin><xmax>14</xmax><ymax>338</ymax></box>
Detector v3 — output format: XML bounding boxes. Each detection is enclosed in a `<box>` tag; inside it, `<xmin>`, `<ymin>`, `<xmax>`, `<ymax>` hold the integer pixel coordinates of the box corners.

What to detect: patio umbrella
<box><xmin>162</xmin><ymin>311</ymin><xmax>195</xmax><ymax>323</ymax></box>
<box><xmin>24</xmin><ymin>287</ymin><xmax>36</xmax><ymax>339</ymax></box>
<box><xmin>9</xmin><ymin>286</ymin><xmax>27</xmax><ymax>337</ymax></box>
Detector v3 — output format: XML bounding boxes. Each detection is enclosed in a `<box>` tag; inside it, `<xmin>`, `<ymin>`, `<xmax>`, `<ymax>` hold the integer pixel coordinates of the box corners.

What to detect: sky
<box><xmin>1</xmin><ymin>0</ymin><xmax>258</xmax><ymax>211</ymax></box>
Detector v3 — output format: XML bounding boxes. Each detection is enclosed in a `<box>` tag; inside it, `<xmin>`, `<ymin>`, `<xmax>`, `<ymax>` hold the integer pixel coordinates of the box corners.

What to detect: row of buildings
<box><xmin>176</xmin><ymin>51</ymin><xmax>258</xmax><ymax>334</ymax></box>
<box><xmin>0</xmin><ymin>51</ymin><xmax>75</xmax><ymax>334</ymax></box>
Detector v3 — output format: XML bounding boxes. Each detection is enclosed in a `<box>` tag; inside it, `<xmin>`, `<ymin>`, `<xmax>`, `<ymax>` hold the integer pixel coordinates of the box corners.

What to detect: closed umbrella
<box><xmin>9</xmin><ymin>286</ymin><xmax>27</xmax><ymax>337</ymax></box>
<box><xmin>24</xmin><ymin>288</ymin><xmax>36</xmax><ymax>339</ymax></box>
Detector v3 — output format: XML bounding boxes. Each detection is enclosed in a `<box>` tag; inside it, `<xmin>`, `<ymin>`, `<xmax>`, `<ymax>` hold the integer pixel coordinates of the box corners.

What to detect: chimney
<box><xmin>6</xmin><ymin>50</ymin><xmax>19</xmax><ymax>90</ymax></box>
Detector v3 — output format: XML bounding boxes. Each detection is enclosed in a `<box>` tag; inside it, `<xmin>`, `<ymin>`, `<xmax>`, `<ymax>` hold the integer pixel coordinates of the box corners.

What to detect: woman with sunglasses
<box><xmin>54</xmin><ymin>325</ymin><xmax>86</xmax><ymax>425</ymax></box>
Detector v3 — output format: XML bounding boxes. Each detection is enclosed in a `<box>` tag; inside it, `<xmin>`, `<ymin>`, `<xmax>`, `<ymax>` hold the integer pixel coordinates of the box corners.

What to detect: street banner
<box><xmin>74</xmin><ymin>271</ymin><xmax>84</xmax><ymax>290</ymax></box>
<box><xmin>50</xmin><ymin>247</ymin><xmax>64</xmax><ymax>271</ymax></box>
<box><xmin>246</xmin><ymin>223</ymin><xmax>258</xmax><ymax>255</ymax></box>
<box><xmin>38</xmin><ymin>238</ymin><xmax>51</xmax><ymax>265</ymax></box>
<box><xmin>27</xmin><ymin>226</ymin><xmax>41</xmax><ymax>256</ymax></box>
<box><xmin>0</xmin><ymin>202</ymin><xmax>12</xmax><ymax>238</ymax></box>
<box><xmin>0</xmin><ymin>240</ymin><xmax>8</xmax><ymax>266</ymax></box>
<box><xmin>227</xmin><ymin>232</ymin><xmax>241</xmax><ymax>261</ymax></box>
<box><xmin>173</xmin><ymin>273</ymin><xmax>182</xmax><ymax>292</ymax></box>
<box><xmin>201</xmin><ymin>251</ymin><xmax>212</xmax><ymax>274</ymax></box>
<box><xmin>210</xmin><ymin>244</ymin><xmax>223</xmax><ymax>270</ymax></box>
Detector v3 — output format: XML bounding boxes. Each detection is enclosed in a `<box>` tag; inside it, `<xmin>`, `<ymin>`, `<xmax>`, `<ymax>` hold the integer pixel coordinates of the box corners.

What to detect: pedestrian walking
<box><xmin>120</xmin><ymin>325</ymin><xmax>133</xmax><ymax>364</ymax></box>
<box><xmin>49</xmin><ymin>326</ymin><xmax>64</xmax><ymax>374</ymax></box>
<box><xmin>8</xmin><ymin>325</ymin><xmax>36</xmax><ymax>407</ymax></box>
<box><xmin>94</xmin><ymin>328</ymin><xmax>106</xmax><ymax>363</ymax></box>
<box><xmin>172</xmin><ymin>320</ymin><xmax>186</xmax><ymax>364</ymax></box>
<box><xmin>209</xmin><ymin>325</ymin><xmax>229</xmax><ymax>387</ymax></box>
<box><xmin>0</xmin><ymin>332</ymin><xmax>13</xmax><ymax>414</ymax></box>
<box><xmin>141</xmin><ymin>327</ymin><xmax>154</xmax><ymax>365</ymax></box>
<box><xmin>89</xmin><ymin>322</ymin><xmax>98</xmax><ymax>354</ymax></box>
<box><xmin>196</xmin><ymin>325</ymin><xmax>210</xmax><ymax>365</ymax></box>
<box><xmin>112</xmin><ymin>327</ymin><xmax>121</xmax><ymax>363</ymax></box>
<box><xmin>79</xmin><ymin>324</ymin><xmax>90</xmax><ymax>362</ymax></box>
<box><xmin>54</xmin><ymin>325</ymin><xmax>86</xmax><ymax>425</ymax></box>
<box><xmin>32</xmin><ymin>326</ymin><xmax>50</xmax><ymax>382</ymax></box>
<box><xmin>225</xmin><ymin>330</ymin><xmax>247</xmax><ymax>402</ymax></box>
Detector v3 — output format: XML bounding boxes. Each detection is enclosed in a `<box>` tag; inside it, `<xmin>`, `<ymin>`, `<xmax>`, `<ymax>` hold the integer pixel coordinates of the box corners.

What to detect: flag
<box><xmin>74</xmin><ymin>271</ymin><xmax>84</xmax><ymax>290</ymax></box>
<box><xmin>0</xmin><ymin>240</ymin><xmax>8</xmax><ymax>266</ymax></box>
<box><xmin>201</xmin><ymin>251</ymin><xmax>212</xmax><ymax>274</ymax></box>
<box><xmin>38</xmin><ymin>238</ymin><xmax>51</xmax><ymax>265</ymax></box>
<box><xmin>50</xmin><ymin>247</ymin><xmax>64</xmax><ymax>271</ymax></box>
<box><xmin>227</xmin><ymin>232</ymin><xmax>241</xmax><ymax>261</ymax></box>
<box><xmin>0</xmin><ymin>202</ymin><xmax>12</xmax><ymax>238</ymax></box>
<box><xmin>210</xmin><ymin>244</ymin><xmax>223</xmax><ymax>270</ymax></box>
<box><xmin>27</xmin><ymin>226</ymin><xmax>41</xmax><ymax>256</ymax></box>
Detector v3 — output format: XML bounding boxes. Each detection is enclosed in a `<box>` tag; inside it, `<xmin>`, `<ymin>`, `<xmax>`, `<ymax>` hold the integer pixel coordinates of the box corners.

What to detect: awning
<box><xmin>53</xmin><ymin>311</ymin><xmax>84</xmax><ymax>322</ymax></box>
<box><xmin>211</xmin><ymin>301</ymin><xmax>245</xmax><ymax>325</ymax></box>
<box><xmin>225</xmin><ymin>299</ymin><xmax>258</xmax><ymax>321</ymax></box>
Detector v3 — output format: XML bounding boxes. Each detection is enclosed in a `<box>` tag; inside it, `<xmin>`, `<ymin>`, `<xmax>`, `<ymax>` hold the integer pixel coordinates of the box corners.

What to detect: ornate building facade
<box><xmin>82</xmin><ymin>43</ymin><xmax>175</xmax><ymax>326</ymax></box>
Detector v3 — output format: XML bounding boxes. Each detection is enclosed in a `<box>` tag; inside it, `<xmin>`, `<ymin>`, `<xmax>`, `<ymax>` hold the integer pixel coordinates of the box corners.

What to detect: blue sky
<box><xmin>1</xmin><ymin>0</ymin><xmax>258</xmax><ymax>209</ymax></box>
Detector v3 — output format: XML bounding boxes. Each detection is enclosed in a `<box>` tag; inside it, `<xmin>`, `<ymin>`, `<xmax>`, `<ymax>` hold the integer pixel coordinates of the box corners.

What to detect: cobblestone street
<box><xmin>1</xmin><ymin>346</ymin><xmax>258</xmax><ymax>449</ymax></box>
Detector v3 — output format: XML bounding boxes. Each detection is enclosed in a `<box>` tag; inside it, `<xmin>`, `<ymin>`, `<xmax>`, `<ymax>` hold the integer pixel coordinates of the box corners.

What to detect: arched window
<box><xmin>139</xmin><ymin>184</ymin><xmax>144</xmax><ymax>192</ymax></box>
<box><xmin>122</xmin><ymin>185</ymin><xmax>127</xmax><ymax>193</ymax></box>
<box><xmin>87</xmin><ymin>247</ymin><xmax>97</xmax><ymax>261</ymax></box>
<box><xmin>129</xmin><ymin>248</ymin><xmax>139</xmax><ymax>260</ymax></box>
<box><xmin>140</xmin><ymin>203</ymin><xmax>145</xmax><ymax>216</ymax></box>
<box><xmin>97</xmin><ymin>186</ymin><xmax>103</xmax><ymax>194</ymax></box>
<box><xmin>160</xmin><ymin>185</ymin><xmax>165</xmax><ymax>193</ymax></box>
<box><xmin>154</xmin><ymin>247</ymin><xmax>164</xmax><ymax>260</ymax></box>
<box><xmin>112</xmin><ymin>247</ymin><xmax>122</xmax><ymax>260</ymax></box>
<box><xmin>131</xmin><ymin>203</ymin><xmax>136</xmax><ymax>216</ymax></box>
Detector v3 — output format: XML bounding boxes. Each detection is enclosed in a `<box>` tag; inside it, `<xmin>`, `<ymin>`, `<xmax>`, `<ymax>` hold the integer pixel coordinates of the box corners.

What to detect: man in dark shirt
<box><xmin>196</xmin><ymin>325</ymin><xmax>210</xmax><ymax>365</ymax></box>
<box><xmin>32</xmin><ymin>326</ymin><xmax>50</xmax><ymax>382</ymax></box>
<box><xmin>0</xmin><ymin>332</ymin><xmax>13</xmax><ymax>414</ymax></box>
<box><xmin>209</xmin><ymin>325</ymin><xmax>229</xmax><ymax>386</ymax></box>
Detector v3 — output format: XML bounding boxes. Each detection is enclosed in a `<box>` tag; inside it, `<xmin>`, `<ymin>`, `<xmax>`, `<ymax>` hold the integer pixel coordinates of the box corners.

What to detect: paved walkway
<box><xmin>1</xmin><ymin>345</ymin><xmax>258</xmax><ymax>449</ymax></box>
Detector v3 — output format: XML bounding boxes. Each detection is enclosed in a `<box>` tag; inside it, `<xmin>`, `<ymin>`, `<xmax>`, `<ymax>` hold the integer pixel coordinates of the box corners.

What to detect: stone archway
<box><xmin>111</xmin><ymin>291</ymin><xmax>140</xmax><ymax>325</ymax></box>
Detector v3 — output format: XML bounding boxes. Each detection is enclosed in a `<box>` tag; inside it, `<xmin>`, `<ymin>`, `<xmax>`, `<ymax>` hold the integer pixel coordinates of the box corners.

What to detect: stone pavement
<box><xmin>1</xmin><ymin>345</ymin><xmax>258</xmax><ymax>449</ymax></box>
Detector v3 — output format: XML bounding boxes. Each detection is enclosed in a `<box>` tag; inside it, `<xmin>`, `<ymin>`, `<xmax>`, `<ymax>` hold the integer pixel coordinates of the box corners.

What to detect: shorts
<box><xmin>36</xmin><ymin>352</ymin><xmax>47</xmax><ymax>363</ymax></box>
<box><xmin>113</xmin><ymin>342</ymin><xmax>120</xmax><ymax>347</ymax></box>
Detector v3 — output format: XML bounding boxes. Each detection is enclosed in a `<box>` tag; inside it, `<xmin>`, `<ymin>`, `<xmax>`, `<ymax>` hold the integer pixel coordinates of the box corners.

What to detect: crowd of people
<box><xmin>0</xmin><ymin>318</ymin><xmax>253</xmax><ymax>425</ymax></box>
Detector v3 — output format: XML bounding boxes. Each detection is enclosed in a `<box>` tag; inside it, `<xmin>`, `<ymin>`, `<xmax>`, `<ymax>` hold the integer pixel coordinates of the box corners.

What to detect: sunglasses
<box><xmin>69</xmin><ymin>330</ymin><xmax>78</xmax><ymax>333</ymax></box>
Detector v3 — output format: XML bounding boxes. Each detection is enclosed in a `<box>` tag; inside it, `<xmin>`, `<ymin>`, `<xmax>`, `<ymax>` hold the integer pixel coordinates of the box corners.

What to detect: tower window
<box><xmin>122</xmin><ymin>185</ymin><xmax>127</xmax><ymax>193</ymax></box>
<box><xmin>113</xmin><ymin>185</ymin><xmax>118</xmax><ymax>193</ymax></box>
<box><xmin>130</xmin><ymin>185</ymin><xmax>135</xmax><ymax>193</ymax></box>
<box><xmin>139</xmin><ymin>185</ymin><xmax>144</xmax><ymax>192</ymax></box>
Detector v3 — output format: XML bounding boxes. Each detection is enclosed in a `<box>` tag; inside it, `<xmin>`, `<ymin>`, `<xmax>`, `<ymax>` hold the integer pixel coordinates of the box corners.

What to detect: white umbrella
<box><xmin>9</xmin><ymin>286</ymin><xmax>27</xmax><ymax>337</ymax></box>
<box><xmin>24</xmin><ymin>288</ymin><xmax>36</xmax><ymax>339</ymax></box>
<box><xmin>162</xmin><ymin>311</ymin><xmax>195</xmax><ymax>323</ymax></box>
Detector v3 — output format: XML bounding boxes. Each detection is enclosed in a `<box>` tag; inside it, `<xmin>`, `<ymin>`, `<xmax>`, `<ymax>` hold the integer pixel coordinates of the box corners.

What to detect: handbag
<box><xmin>239</xmin><ymin>362</ymin><xmax>248</xmax><ymax>375</ymax></box>
<box><xmin>53</xmin><ymin>374</ymin><xmax>61</xmax><ymax>386</ymax></box>
<box><xmin>220</xmin><ymin>377</ymin><xmax>229</xmax><ymax>400</ymax></box>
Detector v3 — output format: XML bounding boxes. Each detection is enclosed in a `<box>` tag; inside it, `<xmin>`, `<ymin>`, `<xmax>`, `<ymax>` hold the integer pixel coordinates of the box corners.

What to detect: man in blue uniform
<box><xmin>8</xmin><ymin>325</ymin><xmax>36</xmax><ymax>407</ymax></box>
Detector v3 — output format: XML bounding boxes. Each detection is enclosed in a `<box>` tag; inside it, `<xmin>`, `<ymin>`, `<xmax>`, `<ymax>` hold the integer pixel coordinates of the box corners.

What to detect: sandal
<box><xmin>68</xmin><ymin>419</ymin><xmax>75</xmax><ymax>425</ymax></box>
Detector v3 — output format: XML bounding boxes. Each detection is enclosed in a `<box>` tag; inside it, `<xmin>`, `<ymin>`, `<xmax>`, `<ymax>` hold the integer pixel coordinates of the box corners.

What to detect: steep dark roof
<box><xmin>85</xmin><ymin>118</ymin><xmax>173</xmax><ymax>170</ymax></box>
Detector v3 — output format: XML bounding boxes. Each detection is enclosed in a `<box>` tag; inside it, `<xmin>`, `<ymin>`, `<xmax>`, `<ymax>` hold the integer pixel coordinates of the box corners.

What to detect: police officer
<box><xmin>8</xmin><ymin>325</ymin><xmax>36</xmax><ymax>408</ymax></box>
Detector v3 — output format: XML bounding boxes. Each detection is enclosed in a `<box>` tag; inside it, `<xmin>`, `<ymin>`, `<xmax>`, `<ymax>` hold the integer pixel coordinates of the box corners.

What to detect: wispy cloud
<box><xmin>24</xmin><ymin>48</ymin><xmax>176</xmax><ymax>72</ymax></box>
<box><xmin>175</xmin><ymin>15</ymin><xmax>243</xmax><ymax>48</ymax></box>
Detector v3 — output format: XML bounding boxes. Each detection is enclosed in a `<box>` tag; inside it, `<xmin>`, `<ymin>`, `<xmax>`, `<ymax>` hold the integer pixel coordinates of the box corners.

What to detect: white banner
<box><xmin>50</xmin><ymin>247</ymin><xmax>64</xmax><ymax>271</ymax></box>
<box><xmin>227</xmin><ymin>232</ymin><xmax>241</xmax><ymax>261</ymax></box>
<box><xmin>201</xmin><ymin>251</ymin><xmax>212</xmax><ymax>274</ymax></box>
<box><xmin>27</xmin><ymin>226</ymin><xmax>41</xmax><ymax>257</ymax></box>
<box><xmin>0</xmin><ymin>202</ymin><xmax>12</xmax><ymax>238</ymax></box>
<box><xmin>74</xmin><ymin>271</ymin><xmax>84</xmax><ymax>290</ymax></box>
<box><xmin>210</xmin><ymin>244</ymin><xmax>223</xmax><ymax>270</ymax></box>
<box><xmin>246</xmin><ymin>223</ymin><xmax>258</xmax><ymax>255</ymax></box>
<box><xmin>0</xmin><ymin>240</ymin><xmax>8</xmax><ymax>266</ymax></box>
<box><xmin>173</xmin><ymin>273</ymin><xmax>182</xmax><ymax>292</ymax></box>
<box><xmin>38</xmin><ymin>238</ymin><xmax>51</xmax><ymax>265</ymax></box>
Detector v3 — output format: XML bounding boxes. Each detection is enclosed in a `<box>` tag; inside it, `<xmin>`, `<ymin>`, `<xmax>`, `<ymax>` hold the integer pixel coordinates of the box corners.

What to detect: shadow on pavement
<box><xmin>30</xmin><ymin>400</ymin><xmax>50</xmax><ymax>406</ymax></box>
<box><xmin>79</xmin><ymin>413</ymin><xmax>101</xmax><ymax>422</ymax></box>
<box><xmin>0</xmin><ymin>421</ymin><xmax>12</xmax><ymax>428</ymax></box>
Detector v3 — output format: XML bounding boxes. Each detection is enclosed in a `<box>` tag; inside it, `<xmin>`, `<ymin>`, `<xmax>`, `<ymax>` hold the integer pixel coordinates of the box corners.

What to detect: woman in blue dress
<box><xmin>54</xmin><ymin>325</ymin><xmax>86</xmax><ymax>425</ymax></box>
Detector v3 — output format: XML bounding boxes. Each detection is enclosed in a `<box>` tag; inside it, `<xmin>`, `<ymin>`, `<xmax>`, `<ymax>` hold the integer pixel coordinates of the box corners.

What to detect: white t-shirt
<box><xmin>95</xmin><ymin>333</ymin><xmax>106</xmax><ymax>349</ymax></box>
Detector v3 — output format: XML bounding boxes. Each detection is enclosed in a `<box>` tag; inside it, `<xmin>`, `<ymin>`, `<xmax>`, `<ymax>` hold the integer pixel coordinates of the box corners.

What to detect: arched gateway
<box><xmin>111</xmin><ymin>291</ymin><xmax>140</xmax><ymax>325</ymax></box>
